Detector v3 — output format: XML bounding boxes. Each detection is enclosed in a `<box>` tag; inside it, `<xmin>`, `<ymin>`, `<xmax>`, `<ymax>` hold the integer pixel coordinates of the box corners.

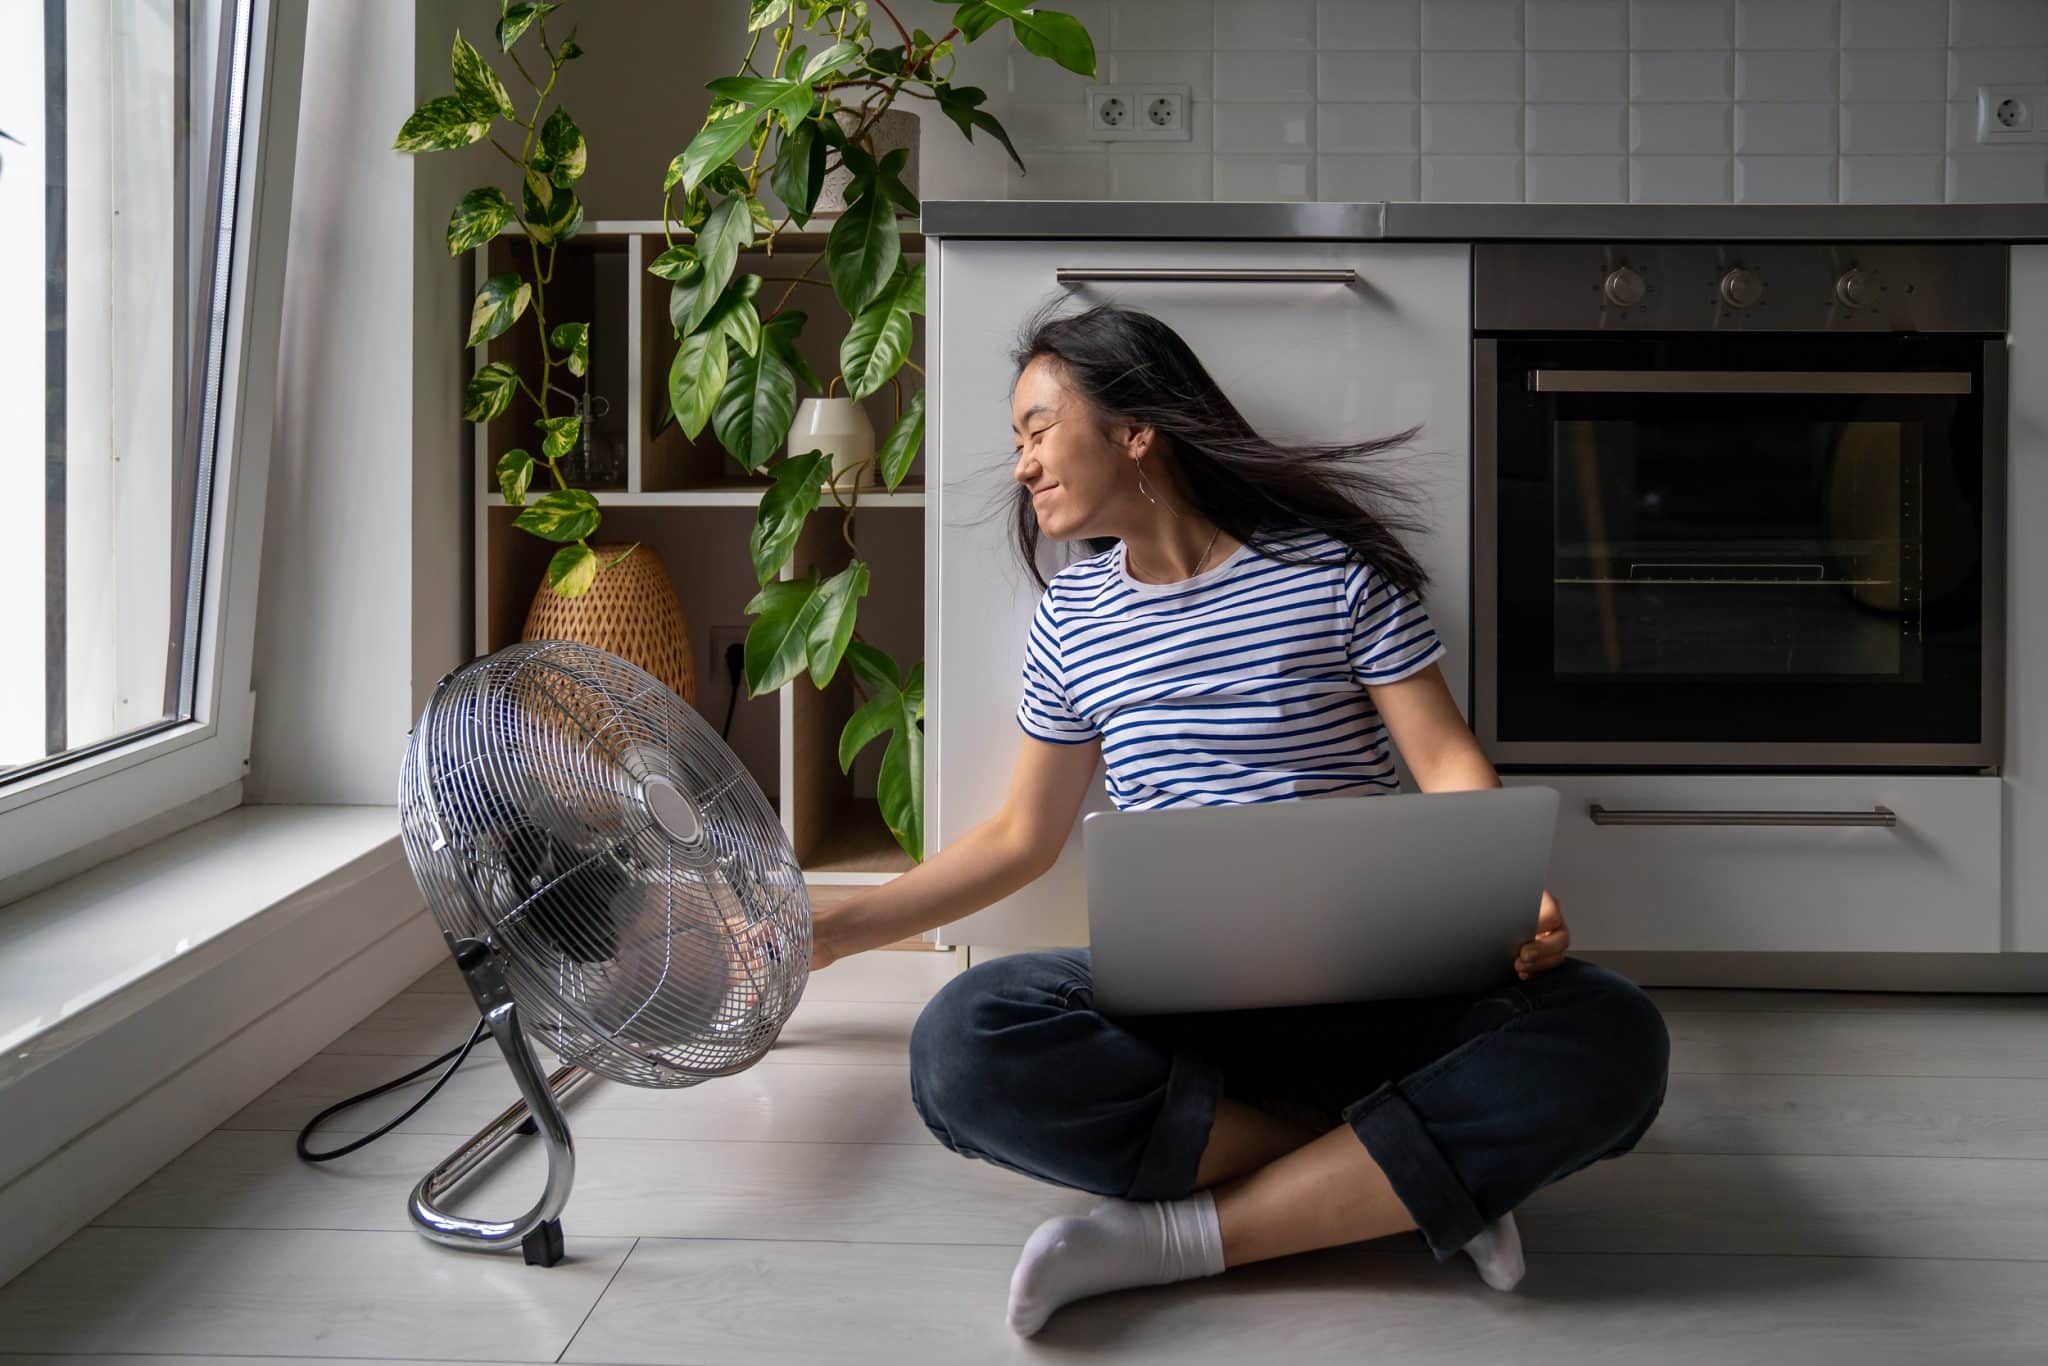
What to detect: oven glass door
<box><xmin>1488</xmin><ymin>335</ymin><xmax>1989</xmax><ymax>750</ymax></box>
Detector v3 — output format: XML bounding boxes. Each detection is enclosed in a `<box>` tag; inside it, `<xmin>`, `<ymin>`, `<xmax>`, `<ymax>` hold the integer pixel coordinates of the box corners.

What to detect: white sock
<box><xmin>1006</xmin><ymin>1191</ymin><xmax>1227</xmax><ymax>1337</ymax></box>
<box><xmin>1460</xmin><ymin>1210</ymin><xmax>1525</xmax><ymax>1291</ymax></box>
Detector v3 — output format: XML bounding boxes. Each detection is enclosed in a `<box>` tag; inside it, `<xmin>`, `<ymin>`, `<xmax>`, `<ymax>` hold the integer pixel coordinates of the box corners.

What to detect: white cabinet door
<box><xmin>1502</xmin><ymin>773</ymin><xmax>2003</xmax><ymax>953</ymax></box>
<box><xmin>927</xmin><ymin>241</ymin><xmax>1472</xmax><ymax>946</ymax></box>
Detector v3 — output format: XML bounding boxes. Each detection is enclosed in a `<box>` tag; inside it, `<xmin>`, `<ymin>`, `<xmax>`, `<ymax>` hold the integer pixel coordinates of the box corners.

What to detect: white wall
<box><xmin>960</xmin><ymin>0</ymin><xmax>2048</xmax><ymax>204</ymax></box>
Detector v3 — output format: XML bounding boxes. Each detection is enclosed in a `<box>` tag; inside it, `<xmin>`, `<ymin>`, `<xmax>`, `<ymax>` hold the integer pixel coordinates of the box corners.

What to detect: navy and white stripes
<box><xmin>1015</xmin><ymin>528</ymin><xmax>1447</xmax><ymax>811</ymax></box>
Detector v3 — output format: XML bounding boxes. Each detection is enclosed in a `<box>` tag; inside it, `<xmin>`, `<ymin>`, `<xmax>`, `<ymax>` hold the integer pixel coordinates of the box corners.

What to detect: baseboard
<box><xmin>1577</xmin><ymin>949</ymin><xmax>2048</xmax><ymax>994</ymax></box>
<box><xmin>0</xmin><ymin>884</ymin><xmax>445</xmax><ymax>1288</ymax></box>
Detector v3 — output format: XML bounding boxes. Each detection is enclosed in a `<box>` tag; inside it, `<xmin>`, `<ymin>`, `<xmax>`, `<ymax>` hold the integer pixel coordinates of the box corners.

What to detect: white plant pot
<box><xmin>788</xmin><ymin>397</ymin><xmax>879</xmax><ymax>490</ymax></box>
<box><xmin>815</xmin><ymin>108</ymin><xmax>920</xmax><ymax>216</ymax></box>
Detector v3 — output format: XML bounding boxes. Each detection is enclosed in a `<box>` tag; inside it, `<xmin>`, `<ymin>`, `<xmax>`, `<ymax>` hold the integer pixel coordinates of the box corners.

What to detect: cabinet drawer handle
<box><xmin>1587</xmin><ymin>804</ymin><xmax>1898</xmax><ymax>828</ymax></box>
<box><xmin>1055</xmin><ymin>267</ymin><xmax>1359</xmax><ymax>285</ymax></box>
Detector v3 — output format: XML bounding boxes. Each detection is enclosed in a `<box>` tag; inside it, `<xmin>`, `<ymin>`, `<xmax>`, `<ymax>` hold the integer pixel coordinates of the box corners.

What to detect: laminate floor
<box><xmin>3</xmin><ymin>949</ymin><xmax>2045</xmax><ymax>1364</ymax></box>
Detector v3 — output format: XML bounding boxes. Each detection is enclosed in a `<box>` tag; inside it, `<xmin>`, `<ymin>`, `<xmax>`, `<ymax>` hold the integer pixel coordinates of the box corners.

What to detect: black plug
<box><xmin>723</xmin><ymin>642</ymin><xmax>745</xmax><ymax>689</ymax></box>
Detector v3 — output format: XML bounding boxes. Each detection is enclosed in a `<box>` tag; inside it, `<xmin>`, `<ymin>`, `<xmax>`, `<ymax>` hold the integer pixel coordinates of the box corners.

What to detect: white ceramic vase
<box><xmin>787</xmin><ymin>397</ymin><xmax>879</xmax><ymax>490</ymax></box>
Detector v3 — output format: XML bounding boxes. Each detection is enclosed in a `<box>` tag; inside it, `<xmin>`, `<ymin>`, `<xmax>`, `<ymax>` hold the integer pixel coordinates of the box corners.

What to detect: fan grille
<box><xmin>398</xmin><ymin>641</ymin><xmax>810</xmax><ymax>1087</ymax></box>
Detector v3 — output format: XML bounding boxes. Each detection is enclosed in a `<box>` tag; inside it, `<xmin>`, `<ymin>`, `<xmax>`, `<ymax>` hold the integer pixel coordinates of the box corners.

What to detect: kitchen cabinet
<box><xmin>1501</xmin><ymin>773</ymin><xmax>2002</xmax><ymax>954</ymax></box>
<box><xmin>925</xmin><ymin>240</ymin><xmax>1472</xmax><ymax>946</ymax></box>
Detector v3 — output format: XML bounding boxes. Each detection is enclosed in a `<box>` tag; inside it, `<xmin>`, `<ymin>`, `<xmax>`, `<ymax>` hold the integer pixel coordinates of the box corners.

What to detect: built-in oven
<box><xmin>1474</xmin><ymin>242</ymin><xmax>2007</xmax><ymax>770</ymax></box>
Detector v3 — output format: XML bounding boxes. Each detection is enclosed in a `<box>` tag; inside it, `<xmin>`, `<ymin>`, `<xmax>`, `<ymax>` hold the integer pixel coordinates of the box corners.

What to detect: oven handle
<box><xmin>1530</xmin><ymin>370</ymin><xmax>1971</xmax><ymax>395</ymax></box>
<box><xmin>1588</xmin><ymin>804</ymin><xmax>1898</xmax><ymax>828</ymax></box>
<box><xmin>1056</xmin><ymin>267</ymin><xmax>1360</xmax><ymax>284</ymax></box>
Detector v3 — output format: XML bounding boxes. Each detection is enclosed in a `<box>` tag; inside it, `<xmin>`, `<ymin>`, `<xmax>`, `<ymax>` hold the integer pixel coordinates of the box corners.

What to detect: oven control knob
<box><xmin>1602</xmin><ymin>266</ymin><xmax>1647</xmax><ymax>309</ymax></box>
<box><xmin>1718</xmin><ymin>267</ymin><xmax>1764</xmax><ymax>309</ymax></box>
<box><xmin>1835</xmin><ymin>268</ymin><xmax>1876</xmax><ymax>310</ymax></box>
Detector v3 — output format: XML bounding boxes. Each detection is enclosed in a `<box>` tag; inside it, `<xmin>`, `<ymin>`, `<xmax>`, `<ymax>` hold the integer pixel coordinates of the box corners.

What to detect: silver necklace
<box><xmin>1133</xmin><ymin>524</ymin><xmax>1222</xmax><ymax>583</ymax></box>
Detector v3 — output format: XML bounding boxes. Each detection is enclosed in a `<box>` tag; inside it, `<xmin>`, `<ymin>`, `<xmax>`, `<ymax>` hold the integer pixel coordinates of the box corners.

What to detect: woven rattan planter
<box><xmin>519</xmin><ymin>543</ymin><xmax>697</xmax><ymax>706</ymax></box>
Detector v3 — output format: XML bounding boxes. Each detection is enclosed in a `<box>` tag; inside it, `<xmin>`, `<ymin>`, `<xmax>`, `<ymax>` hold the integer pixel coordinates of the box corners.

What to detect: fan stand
<box><xmin>406</xmin><ymin>934</ymin><xmax>595</xmax><ymax>1267</ymax></box>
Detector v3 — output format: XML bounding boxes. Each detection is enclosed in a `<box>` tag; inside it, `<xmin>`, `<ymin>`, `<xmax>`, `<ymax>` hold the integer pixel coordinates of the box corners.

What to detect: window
<box><xmin>0</xmin><ymin>0</ymin><xmax>305</xmax><ymax>895</ymax></box>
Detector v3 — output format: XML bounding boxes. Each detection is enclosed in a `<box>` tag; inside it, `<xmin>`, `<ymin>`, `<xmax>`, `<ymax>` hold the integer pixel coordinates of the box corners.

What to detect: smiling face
<box><xmin>1011</xmin><ymin>355</ymin><xmax>1152</xmax><ymax>542</ymax></box>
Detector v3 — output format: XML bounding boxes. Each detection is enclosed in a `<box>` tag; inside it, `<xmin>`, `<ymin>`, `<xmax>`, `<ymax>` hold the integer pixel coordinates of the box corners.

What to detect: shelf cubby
<box><xmin>472</xmin><ymin>222</ymin><xmax>930</xmax><ymax>894</ymax></box>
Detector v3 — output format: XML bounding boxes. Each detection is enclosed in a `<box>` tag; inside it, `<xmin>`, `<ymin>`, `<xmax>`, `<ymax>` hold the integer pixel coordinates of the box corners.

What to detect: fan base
<box><xmin>522</xmin><ymin>1218</ymin><xmax>565</xmax><ymax>1267</ymax></box>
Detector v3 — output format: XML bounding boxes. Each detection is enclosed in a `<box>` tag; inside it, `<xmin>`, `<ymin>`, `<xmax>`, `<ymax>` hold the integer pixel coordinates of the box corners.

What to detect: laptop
<box><xmin>1083</xmin><ymin>785</ymin><xmax>1561</xmax><ymax>1016</ymax></box>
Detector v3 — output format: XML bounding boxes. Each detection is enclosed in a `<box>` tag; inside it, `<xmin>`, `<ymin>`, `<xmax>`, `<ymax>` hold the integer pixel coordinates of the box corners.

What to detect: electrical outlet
<box><xmin>1978</xmin><ymin>85</ymin><xmax>2048</xmax><ymax>142</ymax></box>
<box><xmin>709</xmin><ymin>625</ymin><xmax>749</xmax><ymax>681</ymax></box>
<box><xmin>1087</xmin><ymin>84</ymin><xmax>1192</xmax><ymax>141</ymax></box>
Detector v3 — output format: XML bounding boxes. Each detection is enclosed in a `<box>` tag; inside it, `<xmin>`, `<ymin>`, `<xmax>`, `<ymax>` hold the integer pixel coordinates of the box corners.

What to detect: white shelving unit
<box><xmin>470</xmin><ymin>220</ymin><xmax>928</xmax><ymax>895</ymax></box>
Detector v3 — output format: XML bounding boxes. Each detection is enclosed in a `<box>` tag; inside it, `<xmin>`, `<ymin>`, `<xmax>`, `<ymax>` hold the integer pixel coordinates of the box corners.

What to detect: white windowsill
<box><xmin>0</xmin><ymin>805</ymin><xmax>407</xmax><ymax>1090</ymax></box>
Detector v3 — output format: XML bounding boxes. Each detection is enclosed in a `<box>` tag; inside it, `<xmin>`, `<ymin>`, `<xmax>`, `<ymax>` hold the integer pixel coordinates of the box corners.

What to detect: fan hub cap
<box><xmin>640</xmin><ymin>774</ymin><xmax>702</xmax><ymax>843</ymax></box>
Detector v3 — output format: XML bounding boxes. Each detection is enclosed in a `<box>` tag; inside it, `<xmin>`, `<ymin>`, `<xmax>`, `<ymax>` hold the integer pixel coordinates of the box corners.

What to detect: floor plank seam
<box><xmin>558</xmin><ymin>1235</ymin><xmax>639</xmax><ymax>1365</ymax></box>
<box><xmin>68</xmin><ymin>1224</ymin><xmax>2048</xmax><ymax>1264</ymax></box>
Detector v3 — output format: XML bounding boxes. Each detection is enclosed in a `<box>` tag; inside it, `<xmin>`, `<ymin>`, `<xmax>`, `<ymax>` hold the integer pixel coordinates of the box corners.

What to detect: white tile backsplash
<box><xmin>1422</xmin><ymin>49</ymin><xmax>1526</xmax><ymax>100</ymax></box>
<box><xmin>1631</xmin><ymin>102</ymin><xmax>1734</xmax><ymax>154</ymax></box>
<box><xmin>1526</xmin><ymin>102</ymin><xmax>1630</xmax><ymax>153</ymax></box>
<box><xmin>1738</xmin><ymin>49</ymin><xmax>1839</xmax><ymax>100</ymax></box>
<box><xmin>1321</xmin><ymin>102</ymin><xmax>1423</xmax><ymax>152</ymax></box>
<box><xmin>1841</xmin><ymin>153</ymin><xmax>1946</xmax><ymax>200</ymax></box>
<box><xmin>1631</xmin><ymin>153</ymin><xmax>1735</xmax><ymax>200</ymax></box>
<box><xmin>1526</xmin><ymin>153</ymin><xmax>1630</xmax><ymax>198</ymax></box>
<box><xmin>1840</xmin><ymin>0</ymin><xmax>1947</xmax><ymax>50</ymax></box>
<box><xmin>1947</xmin><ymin>46</ymin><xmax>2048</xmax><ymax>94</ymax></box>
<box><xmin>1217</xmin><ymin>51</ymin><xmax>1317</xmax><ymax>102</ymax></box>
<box><xmin>1527</xmin><ymin>50</ymin><xmax>1631</xmax><ymax>99</ymax></box>
<box><xmin>1736</xmin><ymin>154</ymin><xmax>1840</xmax><ymax>201</ymax></box>
<box><xmin>1947</xmin><ymin>149</ymin><xmax>2048</xmax><ymax>200</ymax></box>
<box><xmin>1113</xmin><ymin>50</ymin><xmax>1215</xmax><ymax>99</ymax></box>
<box><xmin>1317</xmin><ymin>153</ymin><xmax>1423</xmax><ymax>198</ymax></box>
<box><xmin>1840</xmin><ymin>101</ymin><xmax>1946</xmax><ymax>153</ymax></box>
<box><xmin>1318</xmin><ymin>51</ymin><xmax>1422</xmax><ymax>100</ymax></box>
<box><xmin>1113</xmin><ymin>0</ymin><xmax>1214</xmax><ymax>51</ymax></box>
<box><xmin>1526</xmin><ymin>0</ymin><xmax>1629</xmax><ymax>51</ymax></box>
<box><xmin>1841</xmin><ymin>48</ymin><xmax>1946</xmax><ymax>101</ymax></box>
<box><xmin>1318</xmin><ymin>0</ymin><xmax>1423</xmax><ymax>50</ymax></box>
<box><xmin>1423</xmin><ymin>102</ymin><xmax>1524</xmax><ymax>152</ymax></box>
<box><xmin>1736</xmin><ymin>0</ymin><xmax>1840</xmax><ymax>51</ymax></box>
<box><xmin>1736</xmin><ymin>102</ymin><xmax>1839</xmax><ymax>153</ymax></box>
<box><xmin>1421</xmin><ymin>152</ymin><xmax>1525</xmax><ymax>199</ymax></box>
<box><xmin>1213</xmin><ymin>102</ymin><xmax>1316</xmax><ymax>152</ymax></box>
<box><xmin>1421</xmin><ymin>0</ymin><xmax>1526</xmax><ymax>49</ymax></box>
<box><xmin>1214</xmin><ymin>155</ymin><xmax>1314</xmax><ymax>198</ymax></box>
<box><xmin>1216</xmin><ymin>0</ymin><xmax>1317</xmax><ymax>51</ymax></box>
<box><xmin>971</xmin><ymin>0</ymin><xmax>2034</xmax><ymax>205</ymax></box>
<box><xmin>1631</xmin><ymin>0</ymin><xmax>1735</xmax><ymax>50</ymax></box>
<box><xmin>1949</xmin><ymin>0</ymin><xmax>2048</xmax><ymax>50</ymax></box>
<box><xmin>1631</xmin><ymin>51</ymin><xmax>1736</xmax><ymax>101</ymax></box>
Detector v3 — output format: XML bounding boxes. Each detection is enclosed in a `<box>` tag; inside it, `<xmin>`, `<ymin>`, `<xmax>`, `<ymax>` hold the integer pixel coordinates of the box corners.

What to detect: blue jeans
<box><xmin>908</xmin><ymin>949</ymin><xmax>1669</xmax><ymax>1262</ymax></box>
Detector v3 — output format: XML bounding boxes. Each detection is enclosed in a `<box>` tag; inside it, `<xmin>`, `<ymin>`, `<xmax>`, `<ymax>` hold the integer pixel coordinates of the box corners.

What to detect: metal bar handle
<box><xmin>1057</xmin><ymin>267</ymin><xmax>1360</xmax><ymax>284</ymax></box>
<box><xmin>1531</xmin><ymin>370</ymin><xmax>1970</xmax><ymax>395</ymax></box>
<box><xmin>1588</xmin><ymin>804</ymin><xmax>1898</xmax><ymax>828</ymax></box>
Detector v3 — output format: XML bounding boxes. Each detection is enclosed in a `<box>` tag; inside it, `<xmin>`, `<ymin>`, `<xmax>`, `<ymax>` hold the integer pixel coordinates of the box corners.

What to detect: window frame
<box><xmin>0</xmin><ymin>0</ymin><xmax>306</xmax><ymax>896</ymax></box>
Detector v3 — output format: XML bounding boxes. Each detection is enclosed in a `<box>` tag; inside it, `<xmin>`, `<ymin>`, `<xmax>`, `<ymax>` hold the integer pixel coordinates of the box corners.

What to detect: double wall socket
<box><xmin>1977</xmin><ymin>85</ymin><xmax>2048</xmax><ymax>143</ymax></box>
<box><xmin>1086</xmin><ymin>84</ymin><xmax>1191</xmax><ymax>141</ymax></box>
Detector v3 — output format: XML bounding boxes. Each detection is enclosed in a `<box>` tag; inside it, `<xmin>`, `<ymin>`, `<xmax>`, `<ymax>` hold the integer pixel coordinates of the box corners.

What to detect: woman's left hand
<box><xmin>1516</xmin><ymin>889</ymin><xmax>1571</xmax><ymax>979</ymax></box>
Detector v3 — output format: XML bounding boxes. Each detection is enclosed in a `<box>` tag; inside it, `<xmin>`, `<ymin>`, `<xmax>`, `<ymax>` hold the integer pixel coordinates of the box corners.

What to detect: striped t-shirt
<box><xmin>1014</xmin><ymin>527</ymin><xmax>1448</xmax><ymax>810</ymax></box>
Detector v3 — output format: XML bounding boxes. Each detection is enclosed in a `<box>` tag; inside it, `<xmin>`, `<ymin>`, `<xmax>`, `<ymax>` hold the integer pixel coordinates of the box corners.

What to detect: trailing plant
<box><xmin>660</xmin><ymin>1</ymin><xmax>1094</xmax><ymax>865</ymax></box>
<box><xmin>395</xmin><ymin>4</ymin><xmax>629</xmax><ymax>599</ymax></box>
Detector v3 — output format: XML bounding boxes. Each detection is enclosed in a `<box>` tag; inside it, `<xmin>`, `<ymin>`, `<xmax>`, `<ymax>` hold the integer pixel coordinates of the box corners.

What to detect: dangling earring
<box><xmin>1135</xmin><ymin>455</ymin><xmax>1181</xmax><ymax>518</ymax></box>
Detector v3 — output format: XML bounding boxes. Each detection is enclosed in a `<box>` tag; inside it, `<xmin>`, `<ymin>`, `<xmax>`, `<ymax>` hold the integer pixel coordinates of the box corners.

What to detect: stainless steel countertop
<box><xmin>918</xmin><ymin>200</ymin><xmax>2048</xmax><ymax>242</ymax></box>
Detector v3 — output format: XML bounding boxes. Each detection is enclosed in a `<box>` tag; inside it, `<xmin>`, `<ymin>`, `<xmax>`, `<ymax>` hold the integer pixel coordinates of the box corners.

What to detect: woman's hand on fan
<box><xmin>1515</xmin><ymin>889</ymin><xmax>1570</xmax><ymax>979</ymax></box>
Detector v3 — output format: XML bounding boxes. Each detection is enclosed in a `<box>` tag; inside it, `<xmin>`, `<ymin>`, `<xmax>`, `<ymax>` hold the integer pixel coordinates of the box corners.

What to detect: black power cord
<box><xmin>719</xmin><ymin>640</ymin><xmax>744</xmax><ymax>740</ymax></box>
<box><xmin>297</xmin><ymin>1016</ymin><xmax>491</xmax><ymax>1163</ymax></box>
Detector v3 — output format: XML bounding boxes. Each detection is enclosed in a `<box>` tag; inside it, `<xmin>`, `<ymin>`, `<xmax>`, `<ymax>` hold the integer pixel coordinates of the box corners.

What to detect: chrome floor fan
<box><xmin>397</xmin><ymin>640</ymin><xmax>810</xmax><ymax>1266</ymax></box>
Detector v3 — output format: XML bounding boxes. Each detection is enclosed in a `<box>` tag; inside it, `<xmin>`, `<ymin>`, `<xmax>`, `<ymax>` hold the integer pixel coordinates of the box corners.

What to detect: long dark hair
<box><xmin>1009</xmin><ymin>301</ymin><xmax>1435</xmax><ymax>597</ymax></box>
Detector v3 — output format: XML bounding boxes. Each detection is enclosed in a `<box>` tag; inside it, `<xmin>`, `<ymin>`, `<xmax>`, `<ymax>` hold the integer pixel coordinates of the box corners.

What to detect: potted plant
<box><xmin>663</xmin><ymin>1</ymin><xmax>1094</xmax><ymax>866</ymax></box>
<box><xmin>398</xmin><ymin>1</ymin><xmax>1098</xmax><ymax>864</ymax></box>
